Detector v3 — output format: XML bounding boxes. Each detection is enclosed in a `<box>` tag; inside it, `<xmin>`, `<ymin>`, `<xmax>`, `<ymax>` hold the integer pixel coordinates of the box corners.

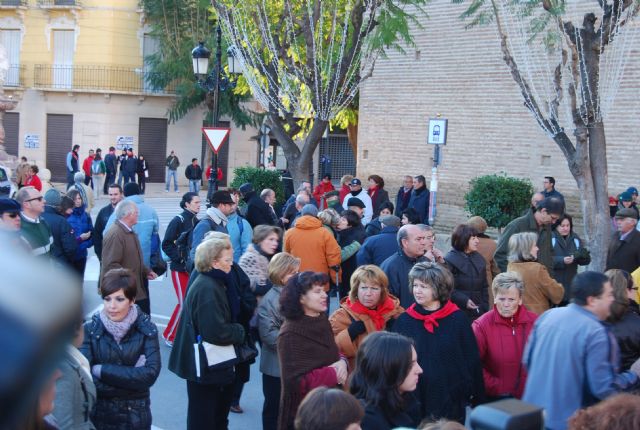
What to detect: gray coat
<box><xmin>257</xmin><ymin>285</ymin><xmax>284</xmax><ymax>377</ymax></box>
<box><xmin>52</xmin><ymin>349</ymin><xmax>97</xmax><ymax>430</ymax></box>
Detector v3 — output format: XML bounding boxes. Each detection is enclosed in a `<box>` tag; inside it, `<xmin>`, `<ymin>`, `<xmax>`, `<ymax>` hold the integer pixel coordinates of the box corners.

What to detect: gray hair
<box><xmin>260</xmin><ymin>188</ymin><xmax>274</xmax><ymax>200</ymax></box>
<box><xmin>295</xmin><ymin>194</ymin><xmax>309</xmax><ymax>206</ymax></box>
<box><xmin>74</xmin><ymin>171</ymin><xmax>85</xmax><ymax>183</ymax></box>
<box><xmin>416</xmin><ymin>224</ymin><xmax>432</xmax><ymax>232</ymax></box>
<box><xmin>507</xmin><ymin>232</ymin><xmax>538</xmax><ymax>263</ymax></box>
<box><xmin>492</xmin><ymin>271</ymin><xmax>524</xmax><ymax>298</ymax></box>
<box><xmin>115</xmin><ymin>199</ymin><xmax>137</xmax><ymax>220</ymax></box>
<box><xmin>203</xmin><ymin>231</ymin><xmax>230</xmax><ymax>242</ymax></box>
<box><xmin>15</xmin><ymin>186</ymin><xmax>36</xmax><ymax>205</ymax></box>
<box><xmin>318</xmin><ymin>209</ymin><xmax>340</xmax><ymax>226</ymax></box>
<box><xmin>195</xmin><ymin>237</ymin><xmax>232</xmax><ymax>272</ymax></box>
<box><xmin>397</xmin><ymin>224</ymin><xmax>424</xmax><ymax>249</ymax></box>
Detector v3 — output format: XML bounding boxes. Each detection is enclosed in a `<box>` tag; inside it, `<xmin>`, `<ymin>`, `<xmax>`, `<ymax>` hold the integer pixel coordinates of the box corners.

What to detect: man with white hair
<box><xmin>101</xmin><ymin>200</ymin><xmax>157</xmax><ymax>314</ymax></box>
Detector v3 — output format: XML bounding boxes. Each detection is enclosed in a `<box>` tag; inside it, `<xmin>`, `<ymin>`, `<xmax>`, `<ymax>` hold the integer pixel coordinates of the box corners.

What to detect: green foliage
<box><xmin>464</xmin><ymin>174</ymin><xmax>533</xmax><ymax>229</ymax></box>
<box><xmin>230</xmin><ymin>167</ymin><xmax>285</xmax><ymax>204</ymax></box>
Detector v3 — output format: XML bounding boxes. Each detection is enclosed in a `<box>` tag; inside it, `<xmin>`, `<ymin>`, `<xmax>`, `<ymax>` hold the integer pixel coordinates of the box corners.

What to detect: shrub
<box><xmin>230</xmin><ymin>166</ymin><xmax>285</xmax><ymax>204</ymax></box>
<box><xmin>464</xmin><ymin>174</ymin><xmax>533</xmax><ymax>229</ymax></box>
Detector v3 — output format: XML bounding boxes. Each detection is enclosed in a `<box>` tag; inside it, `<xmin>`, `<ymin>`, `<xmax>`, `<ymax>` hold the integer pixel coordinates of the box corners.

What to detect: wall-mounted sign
<box><xmin>116</xmin><ymin>136</ymin><xmax>134</xmax><ymax>150</ymax></box>
<box><xmin>24</xmin><ymin>134</ymin><xmax>40</xmax><ymax>149</ymax></box>
<box><xmin>427</xmin><ymin>118</ymin><xmax>448</xmax><ymax>145</ymax></box>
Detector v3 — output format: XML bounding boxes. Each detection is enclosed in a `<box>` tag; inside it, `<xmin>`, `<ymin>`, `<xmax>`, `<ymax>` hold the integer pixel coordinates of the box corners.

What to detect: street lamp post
<box><xmin>192</xmin><ymin>23</ymin><xmax>240</xmax><ymax>205</ymax></box>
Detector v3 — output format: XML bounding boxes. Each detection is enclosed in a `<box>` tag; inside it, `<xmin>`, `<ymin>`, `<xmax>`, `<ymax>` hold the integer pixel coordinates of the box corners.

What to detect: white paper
<box><xmin>202</xmin><ymin>341</ymin><xmax>236</xmax><ymax>366</ymax></box>
<box><xmin>194</xmin><ymin>343</ymin><xmax>201</xmax><ymax>378</ymax></box>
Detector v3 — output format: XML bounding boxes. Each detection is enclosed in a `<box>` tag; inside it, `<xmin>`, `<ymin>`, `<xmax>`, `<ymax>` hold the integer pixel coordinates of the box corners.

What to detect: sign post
<box><xmin>426</xmin><ymin>117</ymin><xmax>447</xmax><ymax>225</ymax></box>
<box><xmin>202</xmin><ymin>127</ymin><xmax>230</xmax><ymax>204</ymax></box>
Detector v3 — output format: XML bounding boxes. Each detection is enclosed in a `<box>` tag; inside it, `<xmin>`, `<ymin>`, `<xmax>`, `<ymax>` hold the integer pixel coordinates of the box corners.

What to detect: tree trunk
<box><xmin>347</xmin><ymin>122</ymin><xmax>358</xmax><ymax>155</ymax></box>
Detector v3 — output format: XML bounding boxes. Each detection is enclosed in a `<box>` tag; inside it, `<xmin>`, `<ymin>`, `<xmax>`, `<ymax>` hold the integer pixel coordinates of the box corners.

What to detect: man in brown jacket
<box><xmin>100</xmin><ymin>199</ymin><xmax>157</xmax><ymax>314</ymax></box>
<box><xmin>284</xmin><ymin>204</ymin><xmax>341</xmax><ymax>282</ymax></box>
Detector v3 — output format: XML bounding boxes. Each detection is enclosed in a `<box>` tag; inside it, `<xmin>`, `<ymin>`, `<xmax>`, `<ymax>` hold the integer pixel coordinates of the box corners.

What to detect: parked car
<box><xmin>0</xmin><ymin>165</ymin><xmax>17</xmax><ymax>198</ymax></box>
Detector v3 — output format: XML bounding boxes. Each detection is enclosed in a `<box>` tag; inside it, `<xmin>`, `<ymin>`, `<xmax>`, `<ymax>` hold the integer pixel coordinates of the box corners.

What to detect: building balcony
<box><xmin>4</xmin><ymin>65</ymin><xmax>26</xmax><ymax>88</ymax></box>
<box><xmin>0</xmin><ymin>0</ymin><xmax>27</xmax><ymax>8</ymax></box>
<box><xmin>37</xmin><ymin>0</ymin><xmax>82</xmax><ymax>9</ymax></box>
<box><xmin>33</xmin><ymin>64</ymin><xmax>176</xmax><ymax>95</ymax></box>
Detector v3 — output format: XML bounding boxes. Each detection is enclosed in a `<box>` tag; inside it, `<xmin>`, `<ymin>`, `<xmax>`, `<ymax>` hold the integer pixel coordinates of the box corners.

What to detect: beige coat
<box><xmin>100</xmin><ymin>221</ymin><xmax>149</xmax><ymax>300</ymax></box>
<box><xmin>477</xmin><ymin>236</ymin><xmax>500</xmax><ymax>303</ymax></box>
<box><xmin>507</xmin><ymin>261</ymin><xmax>564</xmax><ymax>315</ymax></box>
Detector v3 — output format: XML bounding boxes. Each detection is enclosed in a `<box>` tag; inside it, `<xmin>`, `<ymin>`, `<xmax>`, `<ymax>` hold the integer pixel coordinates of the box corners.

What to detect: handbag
<box><xmin>150</xmin><ymin>232</ymin><xmax>167</xmax><ymax>276</ymax></box>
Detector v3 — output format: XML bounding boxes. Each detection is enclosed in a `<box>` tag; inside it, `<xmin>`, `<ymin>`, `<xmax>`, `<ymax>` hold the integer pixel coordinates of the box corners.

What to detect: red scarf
<box><xmin>406</xmin><ymin>301</ymin><xmax>459</xmax><ymax>333</ymax></box>
<box><xmin>346</xmin><ymin>297</ymin><xmax>396</xmax><ymax>330</ymax></box>
<box><xmin>368</xmin><ymin>185</ymin><xmax>378</xmax><ymax>202</ymax></box>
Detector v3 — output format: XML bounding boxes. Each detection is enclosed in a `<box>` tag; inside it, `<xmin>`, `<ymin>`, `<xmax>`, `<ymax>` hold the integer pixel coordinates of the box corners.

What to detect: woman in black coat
<box><xmin>365</xmin><ymin>201</ymin><xmax>394</xmax><ymax>237</ymax></box>
<box><xmin>445</xmin><ymin>224</ymin><xmax>489</xmax><ymax>321</ymax></box>
<box><xmin>350</xmin><ymin>332</ymin><xmax>423</xmax><ymax>430</ymax></box>
<box><xmin>336</xmin><ymin>210</ymin><xmax>367</xmax><ymax>299</ymax></box>
<box><xmin>367</xmin><ymin>174</ymin><xmax>390</xmax><ymax>216</ymax></box>
<box><xmin>136</xmin><ymin>155</ymin><xmax>149</xmax><ymax>194</ymax></box>
<box><xmin>80</xmin><ymin>268</ymin><xmax>161</xmax><ymax>430</ymax></box>
<box><xmin>606</xmin><ymin>269</ymin><xmax>640</xmax><ymax>371</ymax></box>
<box><xmin>552</xmin><ymin>214</ymin><xmax>590</xmax><ymax>305</ymax></box>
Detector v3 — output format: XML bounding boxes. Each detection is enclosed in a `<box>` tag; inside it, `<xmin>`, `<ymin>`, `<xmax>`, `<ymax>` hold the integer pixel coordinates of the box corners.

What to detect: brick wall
<box><xmin>357</xmin><ymin>0</ymin><xmax>640</xmax><ymax>234</ymax></box>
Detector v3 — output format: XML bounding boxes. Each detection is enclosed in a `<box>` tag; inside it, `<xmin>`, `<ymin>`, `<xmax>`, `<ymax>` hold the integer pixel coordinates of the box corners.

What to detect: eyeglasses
<box><xmin>25</xmin><ymin>196</ymin><xmax>43</xmax><ymax>202</ymax></box>
<box><xmin>4</xmin><ymin>213</ymin><xmax>18</xmax><ymax>218</ymax></box>
<box><xmin>425</xmin><ymin>235</ymin><xmax>436</xmax><ymax>240</ymax></box>
<box><xmin>630</xmin><ymin>287</ymin><xmax>639</xmax><ymax>291</ymax></box>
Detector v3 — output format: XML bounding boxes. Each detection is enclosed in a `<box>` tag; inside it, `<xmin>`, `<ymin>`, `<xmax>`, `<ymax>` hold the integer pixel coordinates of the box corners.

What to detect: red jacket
<box><xmin>339</xmin><ymin>184</ymin><xmax>350</xmax><ymax>204</ymax></box>
<box><xmin>82</xmin><ymin>155</ymin><xmax>95</xmax><ymax>177</ymax></box>
<box><xmin>25</xmin><ymin>174</ymin><xmax>42</xmax><ymax>192</ymax></box>
<box><xmin>472</xmin><ymin>305</ymin><xmax>537</xmax><ymax>399</ymax></box>
<box><xmin>312</xmin><ymin>181</ymin><xmax>335</xmax><ymax>208</ymax></box>
<box><xmin>205</xmin><ymin>166</ymin><xmax>224</xmax><ymax>181</ymax></box>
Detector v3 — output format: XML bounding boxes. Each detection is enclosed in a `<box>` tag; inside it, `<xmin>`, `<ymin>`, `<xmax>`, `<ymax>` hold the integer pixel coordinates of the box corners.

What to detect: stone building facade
<box><xmin>356</xmin><ymin>0</ymin><xmax>640</xmax><ymax>231</ymax></box>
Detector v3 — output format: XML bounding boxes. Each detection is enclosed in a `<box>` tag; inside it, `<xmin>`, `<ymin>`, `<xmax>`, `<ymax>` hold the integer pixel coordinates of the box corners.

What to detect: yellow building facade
<box><xmin>0</xmin><ymin>0</ymin><xmax>259</xmax><ymax>185</ymax></box>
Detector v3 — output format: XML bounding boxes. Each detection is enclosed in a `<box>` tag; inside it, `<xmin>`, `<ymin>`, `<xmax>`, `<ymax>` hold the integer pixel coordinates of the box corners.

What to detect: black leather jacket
<box><xmin>610</xmin><ymin>300</ymin><xmax>640</xmax><ymax>371</ymax></box>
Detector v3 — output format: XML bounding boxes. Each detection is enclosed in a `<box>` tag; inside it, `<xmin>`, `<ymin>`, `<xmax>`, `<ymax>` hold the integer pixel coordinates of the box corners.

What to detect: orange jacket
<box><xmin>284</xmin><ymin>215</ymin><xmax>341</xmax><ymax>284</ymax></box>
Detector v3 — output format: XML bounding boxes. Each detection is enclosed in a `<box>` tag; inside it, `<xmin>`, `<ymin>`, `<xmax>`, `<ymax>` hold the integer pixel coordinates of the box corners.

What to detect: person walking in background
<box><xmin>185</xmin><ymin>158</ymin><xmax>203</xmax><ymax>193</ymax></box>
<box><xmin>552</xmin><ymin>214</ymin><xmax>591</xmax><ymax>305</ymax></box>
<box><xmin>103</xmin><ymin>147</ymin><xmax>117</xmax><ymax>195</ymax></box>
<box><xmin>24</xmin><ymin>164</ymin><xmax>42</xmax><ymax>192</ymax></box>
<box><xmin>66</xmin><ymin>145</ymin><xmax>80</xmax><ymax>188</ymax></box>
<box><xmin>66</xmin><ymin>189</ymin><xmax>93</xmax><ymax>280</ymax></box>
<box><xmin>82</xmin><ymin>149</ymin><xmax>95</xmax><ymax>188</ymax></box>
<box><xmin>122</xmin><ymin>149</ymin><xmax>137</xmax><ymax>185</ymax></box>
<box><xmin>116</xmin><ymin>149</ymin><xmax>127</xmax><ymax>187</ymax></box>
<box><xmin>81</xmin><ymin>268</ymin><xmax>161</xmax><ymax>430</ymax></box>
<box><xmin>15</xmin><ymin>156</ymin><xmax>30</xmax><ymax>188</ymax></box>
<box><xmin>165</xmin><ymin>150</ymin><xmax>180</xmax><ymax>192</ymax></box>
<box><xmin>395</xmin><ymin>175</ymin><xmax>414</xmax><ymax>217</ymax></box>
<box><xmin>91</xmin><ymin>151</ymin><xmax>106</xmax><ymax>199</ymax></box>
<box><xmin>137</xmin><ymin>154</ymin><xmax>149</xmax><ymax>194</ymax></box>
<box><xmin>161</xmin><ymin>192</ymin><xmax>201</xmax><ymax>346</ymax></box>
<box><xmin>408</xmin><ymin>175</ymin><xmax>430</xmax><ymax>224</ymax></box>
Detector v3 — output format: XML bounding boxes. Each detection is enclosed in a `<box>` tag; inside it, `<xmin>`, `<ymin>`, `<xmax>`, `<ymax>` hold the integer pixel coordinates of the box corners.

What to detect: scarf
<box><xmin>202</xmin><ymin>268</ymin><xmax>240</xmax><ymax>322</ymax></box>
<box><xmin>68</xmin><ymin>345</ymin><xmax>92</xmax><ymax>380</ymax></box>
<box><xmin>278</xmin><ymin>314</ymin><xmax>340</xmax><ymax>430</ymax></box>
<box><xmin>99</xmin><ymin>305</ymin><xmax>138</xmax><ymax>344</ymax></box>
<box><xmin>405</xmin><ymin>300</ymin><xmax>459</xmax><ymax>333</ymax></box>
<box><xmin>346</xmin><ymin>296</ymin><xmax>396</xmax><ymax>330</ymax></box>
<box><xmin>368</xmin><ymin>185</ymin><xmax>378</xmax><ymax>202</ymax></box>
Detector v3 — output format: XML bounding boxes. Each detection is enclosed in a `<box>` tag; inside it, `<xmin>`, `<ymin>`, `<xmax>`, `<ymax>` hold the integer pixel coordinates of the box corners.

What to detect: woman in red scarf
<box><xmin>329</xmin><ymin>265</ymin><xmax>404</xmax><ymax>371</ymax></box>
<box><xmin>391</xmin><ymin>262</ymin><xmax>485</xmax><ymax>424</ymax></box>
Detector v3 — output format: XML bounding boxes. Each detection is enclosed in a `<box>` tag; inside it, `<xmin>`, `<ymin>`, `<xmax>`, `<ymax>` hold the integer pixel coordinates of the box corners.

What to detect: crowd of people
<box><xmin>4</xmin><ymin>167</ymin><xmax>640</xmax><ymax>430</ymax></box>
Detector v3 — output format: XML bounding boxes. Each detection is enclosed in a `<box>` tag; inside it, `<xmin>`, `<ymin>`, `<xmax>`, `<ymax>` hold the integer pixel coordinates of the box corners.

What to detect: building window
<box><xmin>142</xmin><ymin>34</ymin><xmax>160</xmax><ymax>93</ymax></box>
<box><xmin>0</xmin><ymin>29</ymin><xmax>21</xmax><ymax>87</ymax></box>
<box><xmin>52</xmin><ymin>29</ymin><xmax>74</xmax><ymax>89</ymax></box>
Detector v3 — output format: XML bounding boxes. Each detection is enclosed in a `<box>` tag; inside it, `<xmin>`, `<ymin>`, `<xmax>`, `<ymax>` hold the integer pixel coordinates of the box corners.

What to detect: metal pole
<box><xmin>206</xmin><ymin>23</ymin><xmax>222</xmax><ymax>204</ymax></box>
<box><xmin>428</xmin><ymin>144</ymin><xmax>440</xmax><ymax>225</ymax></box>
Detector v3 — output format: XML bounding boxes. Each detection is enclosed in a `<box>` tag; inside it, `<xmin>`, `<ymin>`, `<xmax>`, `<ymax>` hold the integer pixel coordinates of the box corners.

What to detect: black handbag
<box><xmin>150</xmin><ymin>232</ymin><xmax>167</xmax><ymax>276</ymax></box>
<box><xmin>236</xmin><ymin>340</ymin><xmax>258</xmax><ymax>364</ymax></box>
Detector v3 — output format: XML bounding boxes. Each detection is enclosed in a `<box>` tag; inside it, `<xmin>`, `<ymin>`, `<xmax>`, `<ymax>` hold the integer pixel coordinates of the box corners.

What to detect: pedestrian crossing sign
<box><xmin>202</xmin><ymin>127</ymin><xmax>231</xmax><ymax>154</ymax></box>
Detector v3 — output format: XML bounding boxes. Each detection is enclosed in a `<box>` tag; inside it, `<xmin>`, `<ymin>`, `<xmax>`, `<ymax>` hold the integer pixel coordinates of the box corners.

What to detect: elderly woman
<box><xmin>81</xmin><ymin>268</ymin><xmax>161</xmax><ymax>430</ymax></box>
<box><xmin>329</xmin><ymin>265</ymin><xmax>404</xmax><ymax>370</ymax></box>
<box><xmin>472</xmin><ymin>272</ymin><xmax>538</xmax><ymax>400</ymax></box>
<box><xmin>168</xmin><ymin>237</ymin><xmax>246</xmax><ymax>430</ymax></box>
<box><xmin>506</xmin><ymin>232</ymin><xmax>564</xmax><ymax>314</ymax></box>
<box><xmin>350</xmin><ymin>331</ymin><xmax>423</xmax><ymax>430</ymax></box>
<box><xmin>392</xmin><ymin>262</ymin><xmax>484</xmax><ymax>423</ymax></box>
<box><xmin>277</xmin><ymin>271</ymin><xmax>348</xmax><ymax>430</ymax></box>
<box><xmin>552</xmin><ymin>214</ymin><xmax>591</xmax><ymax>305</ymax></box>
<box><xmin>239</xmin><ymin>225</ymin><xmax>282</xmax><ymax>298</ymax></box>
<box><xmin>445</xmin><ymin>223</ymin><xmax>489</xmax><ymax>321</ymax></box>
<box><xmin>606</xmin><ymin>269</ymin><xmax>640</xmax><ymax>371</ymax></box>
<box><xmin>258</xmin><ymin>253</ymin><xmax>301</xmax><ymax>430</ymax></box>
<box><xmin>423</xmin><ymin>225</ymin><xmax>445</xmax><ymax>264</ymax></box>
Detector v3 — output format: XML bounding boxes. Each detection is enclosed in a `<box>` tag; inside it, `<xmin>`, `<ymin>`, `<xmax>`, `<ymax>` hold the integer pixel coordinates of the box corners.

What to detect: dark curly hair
<box><xmin>279</xmin><ymin>271</ymin><xmax>330</xmax><ymax>320</ymax></box>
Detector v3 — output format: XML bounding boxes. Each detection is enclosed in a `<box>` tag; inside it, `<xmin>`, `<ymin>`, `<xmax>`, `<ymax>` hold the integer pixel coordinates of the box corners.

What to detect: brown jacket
<box><xmin>284</xmin><ymin>215</ymin><xmax>341</xmax><ymax>283</ymax></box>
<box><xmin>329</xmin><ymin>295</ymin><xmax>404</xmax><ymax>370</ymax></box>
<box><xmin>477</xmin><ymin>236</ymin><xmax>500</xmax><ymax>303</ymax></box>
<box><xmin>100</xmin><ymin>221</ymin><xmax>149</xmax><ymax>301</ymax></box>
<box><xmin>507</xmin><ymin>261</ymin><xmax>564</xmax><ymax>315</ymax></box>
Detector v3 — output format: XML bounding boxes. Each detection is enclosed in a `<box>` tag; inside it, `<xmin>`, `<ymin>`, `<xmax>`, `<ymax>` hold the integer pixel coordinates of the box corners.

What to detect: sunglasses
<box><xmin>25</xmin><ymin>196</ymin><xmax>43</xmax><ymax>202</ymax></box>
<box><xmin>4</xmin><ymin>212</ymin><xmax>19</xmax><ymax>218</ymax></box>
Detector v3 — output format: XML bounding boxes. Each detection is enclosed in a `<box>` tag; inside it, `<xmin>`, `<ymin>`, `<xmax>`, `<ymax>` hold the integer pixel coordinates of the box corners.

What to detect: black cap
<box><xmin>123</xmin><ymin>182</ymin><xmax>140</xmax><ymax>197</ymax></box>
<box><xmin>347</xmin><ymin>197</ymin><xmax>365</xmax><ymax>209</ymax></box>
<box><xmin>211</xmin><ymin>191</ymin><xmax>235</xmax><ymax>205</ymax></box>
<box><xmin>0</xmin><ymin>198</ymin><xmax>20</xmax><ymax>214</ymax></box>
<box><xmin>350</xmin><ymin>178</ymin><xmax>361</xmax><ymax>186</ymax></box>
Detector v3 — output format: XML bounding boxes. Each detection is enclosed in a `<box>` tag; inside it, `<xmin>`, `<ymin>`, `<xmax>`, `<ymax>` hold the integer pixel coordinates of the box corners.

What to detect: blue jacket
<box><xmin>523</xmin><ymin>304</ymin><xmax>639</xmax><ymax>430</ymax></box>
<box><xmin>67</xmin><ymin>206</ymin><xmax>93</xmax><ymax>261</ymax></box>
<box><xmin>408</xmin><ymin>186</ymin><xmax>430</xmax><ymax>224</ymax></box>
<box><xmin>41</xmin><ymin>205</ymin><xmax>77</xmax><ymax>265</ymax></box>
<box><xmin>105</xmin><ymin>195</ymin><xmax>159</xmax><ymax>266</ymax></box>
<box><xmin>357</xmin><ymin>225</ymin><xmax>399</xmax><ymax>266</ymax></box>
<box><xmin>228</xmin><ymin>212</ymin><xmax>253</xmax><ymax>262</ymax></box>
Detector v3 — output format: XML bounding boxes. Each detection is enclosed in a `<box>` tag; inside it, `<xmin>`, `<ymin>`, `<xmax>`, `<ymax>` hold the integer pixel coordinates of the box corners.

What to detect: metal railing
<box><xmin>0</xmin><ymin>0</ymin><xmax>27</xmax><ymax>7</ymax></box>
<box><xmin>4</xmin><ymin>65</ymin><xmax>25</xmax><ymax>87</ymax></box>
<box><xmin>33</xmin><ymin>65</ymin><xmax>176</xmax><ymax>94</ymax></box>
<box><xmin>38</xmin><ymin>0</ymin><xmax>81</xmax><ymax>6</ymax></box>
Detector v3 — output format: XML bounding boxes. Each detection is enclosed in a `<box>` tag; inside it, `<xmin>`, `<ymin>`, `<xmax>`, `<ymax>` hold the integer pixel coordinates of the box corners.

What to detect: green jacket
<box><xmin>494</xmin><ymin>210</ymin><xmax>553</xmax><ymax>274</ymax></box>
<box><xmin>168</xmin><ymin>271</ymin><xmax>245</xmax><ymax>384</ymax></box>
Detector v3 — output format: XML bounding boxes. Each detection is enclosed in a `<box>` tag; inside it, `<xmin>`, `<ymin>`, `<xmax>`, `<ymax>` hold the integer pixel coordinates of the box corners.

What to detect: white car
<box><xmin>0</xmin><ymin>165</ymin><xmax>17</xmax><ymax>198</ymax></box>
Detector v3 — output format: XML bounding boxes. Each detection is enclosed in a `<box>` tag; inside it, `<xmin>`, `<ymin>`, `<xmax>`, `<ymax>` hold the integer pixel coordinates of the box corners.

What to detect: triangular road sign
<box><xmin>202</xmin><ymin>127</ymin><xmax>231</xmax><ymax>154</ymax></box>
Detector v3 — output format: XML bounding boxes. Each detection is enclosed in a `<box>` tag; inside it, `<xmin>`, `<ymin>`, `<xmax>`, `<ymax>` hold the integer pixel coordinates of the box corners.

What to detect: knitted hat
<box><xmin>43</xmin><ymin>189</ymin><xmax>62</xmax><ymax>206</ymax></box>
<box><xmin>301</xmin><ymin>204</ymin><xmax>318</xmax><ymax>217</ymax></box>
<box><xmin>619</xmin><ymin>191</ymin><xmax>633</xmax><ymax>202</ymax></box>
<box><xmin>123</xmin><ymin>182</ymin><xmax>140</xmax><ymax>197</ymax></box>
<box><xmin>239</xmin><ymin>183</ymin><xmax>254</xmax><ymax>195</ymax></box>
<box><xmin>347</xmin><ymin>197</ymin><xmax>365</xmax><ymax>209</ymax></box>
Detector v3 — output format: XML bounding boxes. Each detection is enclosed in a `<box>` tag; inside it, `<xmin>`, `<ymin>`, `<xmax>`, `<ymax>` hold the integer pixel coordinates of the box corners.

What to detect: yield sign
<box><xmin>202</xmin><ymin>127</ymin><xmax>231</xmax><ymax>154</ymax></box>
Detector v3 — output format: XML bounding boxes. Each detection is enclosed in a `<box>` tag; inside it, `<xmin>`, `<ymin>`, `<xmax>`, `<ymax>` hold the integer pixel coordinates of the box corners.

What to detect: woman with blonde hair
<box><xmin>605</xmin><ymin>269</ymin><xmax>640</xmax><ymax>370</ymax></box>
<box><xmin>339</xmin><ymin>174</ymin><xmax>354</xmax><ymax>203</ymax></box>
<box><xmin>506</xmin><ymin>232</ymin><xmax>564</xmax><ymax>314</ymax></box>
<box><xmin>329</xmin><ymin>265</ymin><xmax>404</xmax><ymax>370</ymax></box>
<box><xmin>257</xmin><ymin>252</ymin><xmax>301</xmax><ymax>430</ymax></box>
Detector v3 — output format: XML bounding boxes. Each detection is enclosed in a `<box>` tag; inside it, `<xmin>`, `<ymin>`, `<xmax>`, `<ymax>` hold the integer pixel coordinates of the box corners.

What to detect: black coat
<box><xmin>185</xmin><ymin>164</ymin><xmax>203</xmax><ymax>181</ymax></box>
<box><xmin>41</xmin><ymin>205</ymin><xmax>77</xmax><ymax>265</ymax></box>
<box><xmin>337</xmin><ymin>224</ymin><xmax>366</xmax><ymax>294</ymax></box>
<box><xmin>445</xmin><ymin>249</ymin><xmax>489</xmax><ymax>321</ymax></box>
<box><xmin>93</xmin><ymin>204</ymin><xmax>115</xmax><ymax>261</ymax></box>
<box><xmin>104</xmin><ymin>153</ymin><xmax>117</xmax><ymax>175</ymax></box>
<box><xmin>80</xmin><ymin>309</ymin><xmax>161</xmax><ymax>430</ymax></box>
<box><xmin>162</xmin><ymin>209</ymin><xmax>197</xmax><ymax>272</ymax></box>
<box><xmin>122</xmin><ymin>156</ymin><xmax>137</xmax><ymax>174</ymax></box>
<box><xmin>610</xmin><ymin>300</ymin><xmax>640</xmax><ymax>371</ymax></box>
<box><xmin>551</xmin><ymin>232</ymin><xmax>590</xmax><ymax>302</ymax></box>
<box><xmin>358</xmin><ymin>394</ymin><xmax>421</xmax><ymax>430</ymax></box>
<box><xmin>244</xmin><ymin>191</ymin><xmax>277</xmax><ymax>228</ymax></box>
<box><xmin>606</xmin><ymin>229</ymin><xmax>640</xmax><ymax>274</ymax></box>
<box><xmin>380</xmin><ymin>250</ymin><xmax>427</xmax><ymax>309</ymax></box>
<box><xmin>395</xmin><ymin>187</ymin><xmax>412</xmax><ymax>217</ymax></box>
<box><xmin>370</xmin><ymin>188</ymin><xmax>390</xmax><ymax>217</ymax></box>
<box><xmin>365</xmin><ymin>218</ymin><xmax>382</xmax><ymax>237</ymax></box>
